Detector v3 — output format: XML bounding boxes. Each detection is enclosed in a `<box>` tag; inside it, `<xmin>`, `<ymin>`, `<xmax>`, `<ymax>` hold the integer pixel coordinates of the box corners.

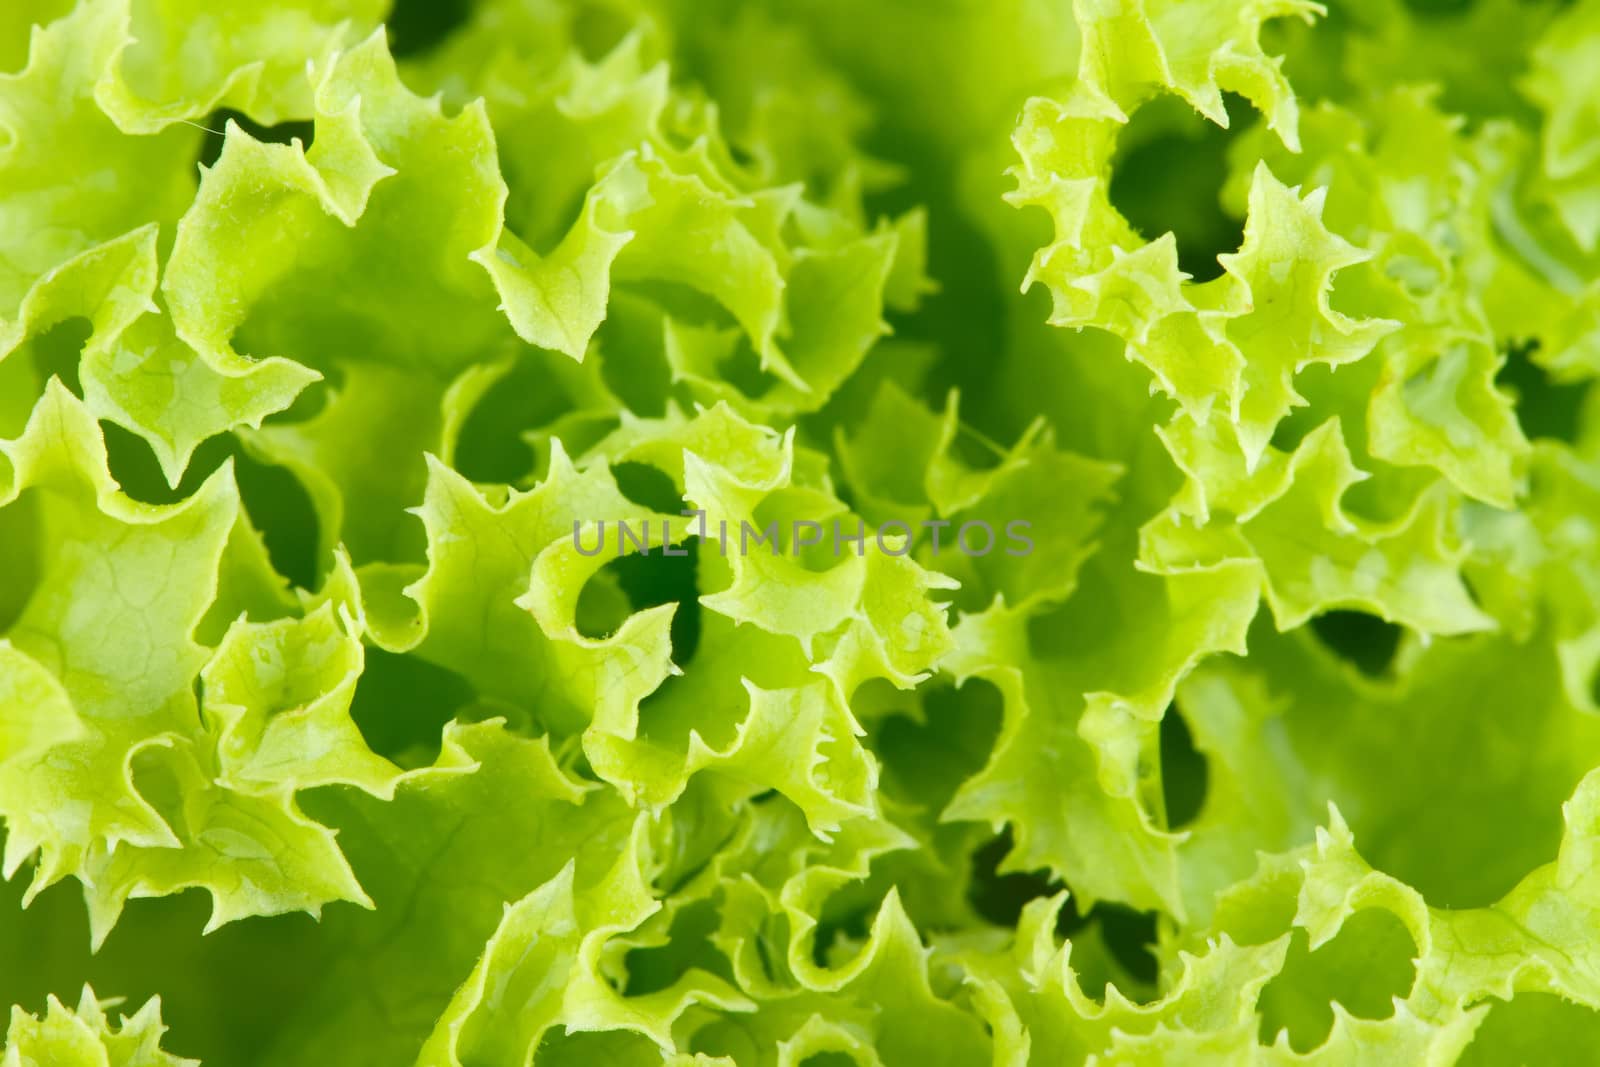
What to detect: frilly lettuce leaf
<box><xmin>1222</xmin><ymin>88</ymin><xmax>1533</xmax><ymax>507</ymax></box>
<box><xmin>1142</xmin><ymin>416</ymin><xmax>1493</xmax><ymax>634</ymax></box>
<box><xmin>1012</xmin><ymin>108</ymin><xmax>1394</xmax><ymax>465</ymax></box>
<box><xmin>415</xmin><ymin>824</ymin><xmax>749</xmax><ymax>1066</ymax></box>
<box><xmin>0</xmin><ymin>0</ymin><xmax>379</xmax><ymax>316</ymax></box>
<box><xmin>0</xmin><ymin>384</ymin><xmax>396</xmax><ymax>945</ymax></box>
<box><xmin>255</xmin><ymin>718</ymin><xmax>638</xmax><ymax>1065</ymax></box>
<box><xmin>2</xmin><ymin>985</ymin><xmax>196</xmax><ymax>1067</ymax></box>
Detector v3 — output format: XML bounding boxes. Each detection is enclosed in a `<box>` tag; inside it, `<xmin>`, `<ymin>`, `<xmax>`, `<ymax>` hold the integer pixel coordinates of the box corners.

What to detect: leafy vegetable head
<box><xmin>4</xmin><ymin>0</ymin><xmax>1600</xmax><ymax>1064</ymax></box>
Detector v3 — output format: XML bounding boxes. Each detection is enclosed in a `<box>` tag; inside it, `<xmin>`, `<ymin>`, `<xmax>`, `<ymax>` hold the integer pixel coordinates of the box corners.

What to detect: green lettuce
<box><xmin>5</xmin><ymin>0</ymin><xmax>1600</xmax><ymax>1064</ymax></box>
